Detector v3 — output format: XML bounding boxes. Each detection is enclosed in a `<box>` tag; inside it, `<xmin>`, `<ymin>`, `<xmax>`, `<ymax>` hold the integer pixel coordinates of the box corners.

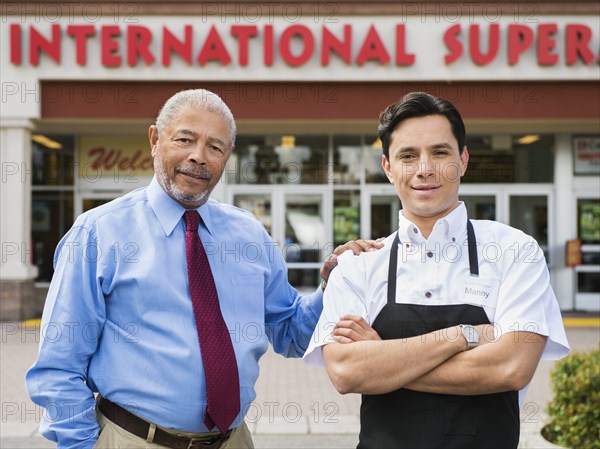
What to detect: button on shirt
<box><xmin>26</xmin><ymin>177</ymin><xmax>323</xmax><ymax>449</ymax></box>
<box><xmin>304</xmin><ymin>203</ymin><xmax>569</xmax><ymax>403</ymax></box>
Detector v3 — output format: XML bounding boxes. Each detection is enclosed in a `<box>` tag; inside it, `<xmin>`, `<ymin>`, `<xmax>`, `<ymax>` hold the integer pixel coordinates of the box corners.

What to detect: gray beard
<box><xmin>153</xmin><ymin>156</ymin><xmax>211</xmax><ymax>208</ymax></box>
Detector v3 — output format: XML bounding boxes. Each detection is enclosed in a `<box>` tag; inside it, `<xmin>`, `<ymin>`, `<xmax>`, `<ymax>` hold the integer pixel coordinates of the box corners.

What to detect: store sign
<box><xmin>573</xmin><ymin>136</ymin><xmax>600</xmax><ymax>175</ymax></box>
<box><xmin>12</xmin><ymin>22</ymin><xmax>597</xmax><ymax>68</ymax></box>
<box><xmin>79</xmin><ymin>135</ymin><xmax>154</xmax><ymax>179</ymax></box>
<box><xmin>3</xmin><ymin>16</ymin><xmax>599</xmax><ymax>81</ymax></box>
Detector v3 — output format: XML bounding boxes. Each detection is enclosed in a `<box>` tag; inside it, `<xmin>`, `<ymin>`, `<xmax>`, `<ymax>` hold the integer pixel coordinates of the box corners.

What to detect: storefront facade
<box><xmin>1</xmin><ymin>1</ymin><xmax>599</xmax><ymax>320</ymax></box>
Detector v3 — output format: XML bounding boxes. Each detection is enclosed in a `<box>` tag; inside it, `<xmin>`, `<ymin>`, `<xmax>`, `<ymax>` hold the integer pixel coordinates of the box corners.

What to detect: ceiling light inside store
<box><xmin>280</xmin><ymin>135</ymin><xmax>295</xmax><ymax>148</ymax></box>
<box><xmin>517</xmin><ymin>135</ymin><xmax>541</xmax><ymax>145</ymax></box>
<box><xmin>32</xmin><ymin>134</ymin><xmax>63</xmax><ymax>149</ymax></box>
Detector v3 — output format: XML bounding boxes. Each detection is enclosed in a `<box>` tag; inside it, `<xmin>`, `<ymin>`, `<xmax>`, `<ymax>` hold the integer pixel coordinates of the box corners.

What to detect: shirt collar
<box><xmin>398</xmin><ymin>201</ymin><xmax>468</xmax><ymax>243</ymax></box>
<box><xmin>146</xmin><ymin>176</ymin><xmax>215</xmax><ymax>237</ymax></box>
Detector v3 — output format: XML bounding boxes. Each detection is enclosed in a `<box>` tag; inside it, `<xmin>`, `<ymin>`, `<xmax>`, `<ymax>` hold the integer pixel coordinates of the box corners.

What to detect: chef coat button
<box><xmin>413</xmin><ymin>228</ymin><xmax>418</xmax><ymax>233</ymax></box>
<box><xmin>425</xmin><ymin>291</ymin><xmax>432</xmax><ymax>298</ymax></box>
<box><xmin>427</xmin><ymin>251</ymin><xmax>433</xmax><ymax>258</ymax></box>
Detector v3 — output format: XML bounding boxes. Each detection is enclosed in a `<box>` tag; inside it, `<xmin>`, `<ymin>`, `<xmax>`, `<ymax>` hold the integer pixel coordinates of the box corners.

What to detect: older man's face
<box><xmin>149</xmin><ymin>107</ymin><xmax>233</xmax><ymax>208</ymax></box>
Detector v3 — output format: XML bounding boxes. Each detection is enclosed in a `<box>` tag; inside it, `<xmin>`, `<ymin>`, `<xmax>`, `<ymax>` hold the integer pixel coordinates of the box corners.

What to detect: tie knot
<box><xmin>184</xmin><ymin>210</ymin><xmax>200</xmax><ymax>233</ymax></box>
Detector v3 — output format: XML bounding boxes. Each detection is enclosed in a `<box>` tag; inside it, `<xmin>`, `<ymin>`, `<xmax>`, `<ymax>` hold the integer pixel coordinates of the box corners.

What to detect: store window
<box><xmin>31</xmin><ymin>135</ymin><xmax>75</xmax><ymax>283</ymax></box>
<box><xmin>365</xmin><ymin>134</ymin><xmax>387</xmax><ymax>184</ymax></box>
<box><xmin>226</xmin><ymin>135</ymin><xmax>328</xmax><ymax>184</ymax></box>
<box><xmin>32</xmin><ymin>134</ymin><xmax>75</xmax><ymax>186</ymax></box>
<box><xmin>220</xmin><ymin>131</ymin><xmax>557</xmax><ymax>291</ymax></box>
<box><xmin>364</xmin><ymin>133</ymin><xmax>554</xmax><ymax>184</ymax></box>
<box><xmin>333</xmin><ymin>136</ymin><xmax>361</xmax><ymax>184</ymax></box>
<box><xmin>463</xmin><ymin>135</ymin><xmax>554</xmax><ymax>183</ymax></box>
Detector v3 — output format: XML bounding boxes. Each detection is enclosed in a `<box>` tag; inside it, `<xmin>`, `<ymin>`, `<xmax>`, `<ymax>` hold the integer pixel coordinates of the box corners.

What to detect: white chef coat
<box><xmin>304</xmin><ymin>202</ymin><xmax>570</xmax><ymax>405</ymax></box>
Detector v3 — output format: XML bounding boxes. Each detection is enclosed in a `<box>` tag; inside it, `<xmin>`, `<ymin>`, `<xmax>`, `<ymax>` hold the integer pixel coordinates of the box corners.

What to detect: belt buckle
<box><xmin>186</xmin><ymin>435</ymin><xmax>220</xmax><ymax>449</ymax></box>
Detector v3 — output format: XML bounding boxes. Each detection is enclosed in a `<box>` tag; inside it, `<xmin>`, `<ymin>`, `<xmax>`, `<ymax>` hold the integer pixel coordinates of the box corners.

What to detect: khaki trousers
<box><xmin>94</xmin><ymin>410</ymin><xmax>254</xmax><ymax>449</ymax></box>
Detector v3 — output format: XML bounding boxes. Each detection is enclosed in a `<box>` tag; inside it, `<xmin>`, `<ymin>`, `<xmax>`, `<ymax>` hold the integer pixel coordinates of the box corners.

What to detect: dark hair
<box><xmin>378</xmin><ymin>92</ymin><xmax>466</xmax><ymax>159</ymax></box>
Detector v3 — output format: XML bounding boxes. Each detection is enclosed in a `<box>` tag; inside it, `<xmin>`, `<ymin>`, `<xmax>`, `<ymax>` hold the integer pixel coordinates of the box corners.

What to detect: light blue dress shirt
<box><xmin>26</xmin><ymin>177</ymin><xmax>323</xmax><ymax>449</ymax></box>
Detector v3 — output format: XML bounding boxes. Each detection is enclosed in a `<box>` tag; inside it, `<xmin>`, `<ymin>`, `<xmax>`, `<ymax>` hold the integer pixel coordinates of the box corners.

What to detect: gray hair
<box><xmin>155</xmin><ymin>89</ymin><xmax>236</xmax><ymax>148</ymax></box>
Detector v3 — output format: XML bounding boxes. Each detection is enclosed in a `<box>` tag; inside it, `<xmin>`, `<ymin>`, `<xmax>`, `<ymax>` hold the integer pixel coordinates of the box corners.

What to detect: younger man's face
<box><xmin>382</xmin><ymin>114</ymin><xmax>469</xmax><ymax>224</ymax></box>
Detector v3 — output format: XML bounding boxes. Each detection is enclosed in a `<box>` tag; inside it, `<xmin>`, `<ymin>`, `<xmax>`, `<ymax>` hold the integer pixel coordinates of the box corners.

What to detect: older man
<box><xmin>26</xmin><ymin>89</ymin><xmax>381</xmax><ymax>449</ymax></box>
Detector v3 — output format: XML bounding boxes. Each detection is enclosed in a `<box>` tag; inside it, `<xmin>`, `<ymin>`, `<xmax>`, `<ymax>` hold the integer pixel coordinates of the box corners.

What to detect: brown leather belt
<box><xmin>98</xmin><ymin>397</ymin><xmax>233</xmax><ymax>449</ymax></box>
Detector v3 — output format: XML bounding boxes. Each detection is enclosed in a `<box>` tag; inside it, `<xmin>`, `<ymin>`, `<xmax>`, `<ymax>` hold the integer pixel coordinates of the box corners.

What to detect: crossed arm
<box><xmin>322</xmin><ymin>315</ymin><xmax>546</xmax><ymax>396</ymax></box>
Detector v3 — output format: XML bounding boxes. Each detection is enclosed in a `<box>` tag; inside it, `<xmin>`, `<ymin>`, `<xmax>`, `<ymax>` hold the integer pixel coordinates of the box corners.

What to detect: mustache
<box><xmin>176</xmin><ymin>166</ymin><xmax>212</xmax><ymax>180</ymax></box>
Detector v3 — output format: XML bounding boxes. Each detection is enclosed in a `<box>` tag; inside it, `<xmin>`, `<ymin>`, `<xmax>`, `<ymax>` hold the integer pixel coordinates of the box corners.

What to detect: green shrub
<box><xmin>543</xmin><ymin>348</ymin><xmax>600</xmax><ymax>449</ymax></box>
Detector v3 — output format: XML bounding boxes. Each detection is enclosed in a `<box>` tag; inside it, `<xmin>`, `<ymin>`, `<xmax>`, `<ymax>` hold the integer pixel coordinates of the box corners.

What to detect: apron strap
<box><xmin>467</xmin><ymin>219</ymin><xmax>479</xmax><ymax>276</ymax></box>
<box><xmin>387</xmin><ymin>232</ymin><xmax>400</xmax><ymax>304</ymax></box>
<box><xmin>387</xmin><ymin>220</ymin><xmax>479</xmax><ymax>303</ymax></box>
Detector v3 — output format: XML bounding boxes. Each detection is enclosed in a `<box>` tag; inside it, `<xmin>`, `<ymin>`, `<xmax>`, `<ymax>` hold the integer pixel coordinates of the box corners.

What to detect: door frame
<box><xmin>360</xmin><ymin>184</ymin><xmax>397</xmax><ymax>239</ymax></box>
<box><xmin>226</xmin><ymin>185</ymin><xmax>332</xmax><ymax>272</ymax></box>
<box><xmin>573</xmin><ymin>195</ymin><xmax>600</xmax><ymax>311</ymax></box>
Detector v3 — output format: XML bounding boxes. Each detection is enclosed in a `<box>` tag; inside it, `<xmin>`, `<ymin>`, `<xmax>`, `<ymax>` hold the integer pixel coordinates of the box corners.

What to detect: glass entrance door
<box><xmin>369</xmin><ymin>194</ymin><xmax>401</xmax><ymax>239</ymax></box>
<box><xmin>460</xmin><ymin>195</ymin><xmax>497</xmax><ymax>221</ymax></box>
<box><xmin>361</xmin><ymin>186</ymin><xmax>398</xmax><ymax>240</ymax></box>
<box><xmin>575</xmin><ymin>198</ymin><xmax>600</xmax><ymax>311</ymax></box>
<box><xmin>232</xmin><ymin>193</ymin><xmax>272</xmax><ymax>235</ymax></box>
<box><xmin>283</xmin><ymin>192</ymin><xmax>327</xmax><ymax>288</ymax></box>
<box><xmin>509</xmin><ymin>194</ymin><xmax>550</xmax><ymax>261</ymax></box>
<box><xmin>230</xmin><ymin>187</ymin><xmax>328</xmax><ymax>291</ymax></box>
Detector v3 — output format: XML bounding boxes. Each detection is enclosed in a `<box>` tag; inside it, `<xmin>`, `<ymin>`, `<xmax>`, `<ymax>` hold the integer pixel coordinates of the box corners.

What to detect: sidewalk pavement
<box><xmin>1</xmin><ymin>322</ymin><xmax>598</xmax><ymax>449</ymax></box>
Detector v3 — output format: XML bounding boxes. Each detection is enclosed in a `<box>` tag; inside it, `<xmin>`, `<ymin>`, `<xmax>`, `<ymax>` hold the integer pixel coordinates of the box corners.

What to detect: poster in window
<box><xmin>573</xmin><ymin>136</ymin><xmax>600</xmax><ymax>175</ymax></box>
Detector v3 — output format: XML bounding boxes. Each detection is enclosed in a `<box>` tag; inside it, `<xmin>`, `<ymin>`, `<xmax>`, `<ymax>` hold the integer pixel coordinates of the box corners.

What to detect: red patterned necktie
<box><xmin>184</xmin><ymin>210</ymin><xmax>240</xmax><ymax>434</ymax></box>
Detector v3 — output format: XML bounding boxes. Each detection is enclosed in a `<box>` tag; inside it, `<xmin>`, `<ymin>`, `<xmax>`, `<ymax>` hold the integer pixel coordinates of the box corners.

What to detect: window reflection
<box><xmin>284</xmin><ymin>194</ymin><xmax>324</xmax><ymax>263</ymax></box>
<box><xmin>463</xmin><ymin>135</ymin><xmax>554</xmax><ymax>183</ymax></box>
<box><xmin>227</xmin><ymin>135</ymin><xmax>328</xmax><ymax>184</ymax></box>
<box><xmin>365</xmin><ymin>135</ymin><xmax>387</xmax><ymax>183</ymax></box>
<box><xmin>333</xmin><ymin>136</ymin><xmax>361</xmax><ymax>184</ymax></box>
<box><xmin>233</xmin><ymin>194</ymin><xmax>272</xmax><ymax>235</ymax></box>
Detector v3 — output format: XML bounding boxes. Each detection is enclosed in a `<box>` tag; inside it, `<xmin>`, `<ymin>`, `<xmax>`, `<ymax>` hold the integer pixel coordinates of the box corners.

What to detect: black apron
<box><xmin>358</xmin><ymin>221</ymin><xmax>519</xmax><ymax>449</ymax></box>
